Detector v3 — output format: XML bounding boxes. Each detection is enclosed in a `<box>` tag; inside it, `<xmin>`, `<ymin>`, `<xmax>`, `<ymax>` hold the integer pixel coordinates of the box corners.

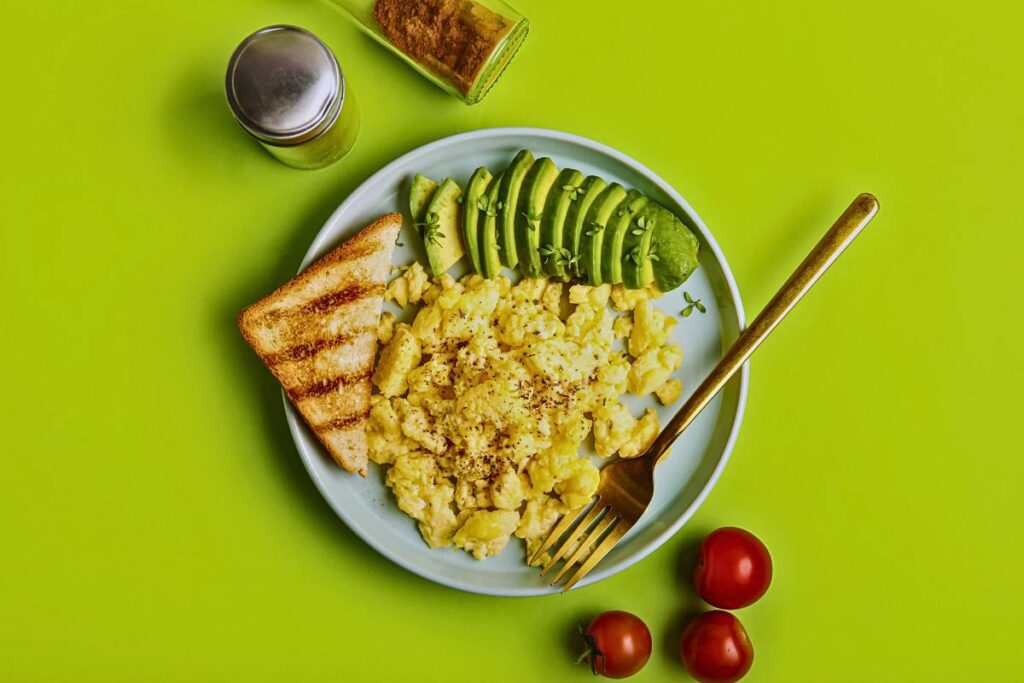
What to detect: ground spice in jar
<box><xmin>374</xmin><ymin>0</ymin><xmax>511</xmax><ymax>96</ymax></box>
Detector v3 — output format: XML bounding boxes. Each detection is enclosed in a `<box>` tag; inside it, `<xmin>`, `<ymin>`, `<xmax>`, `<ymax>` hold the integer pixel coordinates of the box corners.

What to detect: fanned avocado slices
<box><xmin>514</xmin><ymin>157</ymin><xmax>559</xmax><ymax>277</ymax></box>
<box><xmin>405</xmin><ymin>149</ymin><xmax>700</xmax><ymax>288</ymax></box>
<box><xmin>602</xmin><ymin>190</ymin><xmax>648</xmax><ymax>285</ymax></box>
<box><xmin>496</xmin><ymin>149</ymin><xmax>534</xmax><ymax>269</ymax></box>
<box><xmin>461</xmin><ymin>167</ymin><xmax>493</xmax><ymax>275</ymax></box>
<box><xmin>579</xmin><ymin>183</ymin><xmax>627</xmax><ymax>286</ymax></box>
<box><xmin>539</xmin><ymin>168</ymin><xmax>584</xmax><ymax>278</ymax></box>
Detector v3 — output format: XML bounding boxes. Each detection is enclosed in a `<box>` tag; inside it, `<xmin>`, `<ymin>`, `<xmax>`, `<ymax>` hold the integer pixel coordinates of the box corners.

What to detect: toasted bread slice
<box><xmin>238</xmin><ymin>213</ymin><xmax>402</xmax><ymax>475</ymax></box>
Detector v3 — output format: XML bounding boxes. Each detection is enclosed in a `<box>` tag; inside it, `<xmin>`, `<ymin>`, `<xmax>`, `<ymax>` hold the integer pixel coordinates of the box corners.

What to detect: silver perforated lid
<box><xmin>226</xmin><ymin>25</ymin><xmax>343</xmax><ymax>145</ymax></box>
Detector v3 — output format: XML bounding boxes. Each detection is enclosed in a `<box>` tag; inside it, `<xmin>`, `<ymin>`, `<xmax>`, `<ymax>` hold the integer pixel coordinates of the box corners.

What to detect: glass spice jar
<box><xmin>225</xmin><ymin>25</ymin><xmax>360</xmax><ymax>169</ymax></box>
<box><xmin>327</xmin><ymin>0</ymin><xmax>528</xmax><ymax>105</ymax></box>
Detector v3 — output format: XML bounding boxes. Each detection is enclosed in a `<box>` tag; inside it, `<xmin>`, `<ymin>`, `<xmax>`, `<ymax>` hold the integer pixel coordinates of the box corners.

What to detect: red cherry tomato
<box><xmin>579</xmin><ymin>610</ymin><xmax>652</xmax><ymax>679</ymax></box>
<box><xmin>680</xmin><ymin>611</ymin><xmax>754</xmax><ymax>683</ymax></box>
<box><xmin>694</xmin><ymin>527</ymin><xmax>773</xmax><ymax>609</ymax></box>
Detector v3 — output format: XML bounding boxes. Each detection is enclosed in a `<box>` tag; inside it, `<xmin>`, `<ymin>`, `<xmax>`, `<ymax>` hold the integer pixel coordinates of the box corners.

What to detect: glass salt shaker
<box><xmin>327</xmin><ymin>0</ymin><xmax>528</xmax><ymax>105</ymax></box>
<box><xmin>226</xmin><ymin>25</ymin><xmax>360</xmax><ymax>169</ymax></box>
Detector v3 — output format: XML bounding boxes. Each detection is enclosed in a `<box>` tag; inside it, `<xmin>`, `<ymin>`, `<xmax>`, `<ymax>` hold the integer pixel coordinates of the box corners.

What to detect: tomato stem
<box><xmin>577</xmin><ymin>624</ymin><xmax>606</xmax><ymax>676</ymax></box>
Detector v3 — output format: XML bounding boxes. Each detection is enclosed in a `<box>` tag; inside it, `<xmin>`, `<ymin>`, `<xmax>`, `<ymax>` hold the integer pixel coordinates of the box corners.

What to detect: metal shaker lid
<box><xmin>226</xmin><ymin>25</ymin><xmax>343</xmax><ymax>145</ymax></box>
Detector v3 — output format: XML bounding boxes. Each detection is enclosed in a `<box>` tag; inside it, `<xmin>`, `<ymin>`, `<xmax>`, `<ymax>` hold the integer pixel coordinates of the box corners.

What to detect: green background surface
<box><xmin>2</xmin><ymin>0</ymin><xmax>1022</xmax><ymax>680</ymax></box>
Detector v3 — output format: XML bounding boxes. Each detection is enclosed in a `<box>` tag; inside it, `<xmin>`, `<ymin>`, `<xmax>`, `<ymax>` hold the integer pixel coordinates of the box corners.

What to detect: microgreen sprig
<box><xmin>520</xmin><ymin>210</ymin><xmax>542</xmax><ymax>231</ymax></box>
<box><xmin>540</xmin><ymin>244</ymin><xmax>577</xmax><ymax>270</ymax></box>
<box><xmin>477</xmin><ymin>196</ymin><xmax>499</xmax><ymax>218</ymax></box>
<box><xmin>615</xmin><ymin>203</ymin><xmax>637</xmax><ymax>218</ymax></box>
<box><xmin>630</xmin><ymin>215</ymin><xmax>652</xmax><ymax>236</ymax></box>
<box><xmin>416</xmin><ymin>211</ymin><xmax>444</xmax><ymax>246</ymax></box>
<box><xmin>681</xmin><ymin>291</ymin><xmax>706</xmax><ymax>317</ymax></box>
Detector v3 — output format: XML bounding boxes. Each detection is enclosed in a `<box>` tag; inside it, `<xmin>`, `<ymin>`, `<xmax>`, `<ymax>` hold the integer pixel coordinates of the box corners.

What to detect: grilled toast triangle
<box><xmin>238</xmin><ymin>213</ymin><xmax>402</xmax><ymax>475</ymax></box>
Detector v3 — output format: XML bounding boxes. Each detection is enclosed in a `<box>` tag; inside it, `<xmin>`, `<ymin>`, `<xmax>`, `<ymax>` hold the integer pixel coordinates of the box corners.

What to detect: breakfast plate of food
<box><xmin>238</xmin><ymin>127</ymin><xmax>748</xmax><ymax>595</ymax></box>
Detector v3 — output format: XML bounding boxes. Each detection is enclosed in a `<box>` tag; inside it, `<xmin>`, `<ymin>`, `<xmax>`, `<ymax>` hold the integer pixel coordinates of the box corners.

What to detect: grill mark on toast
<box><xmin>318</xmin><ymin>414</ymin><xmax>365</xmax><ymax>432</ymax></box>
<box><xmin>303</xmin><ymin>282</ymin><xmax>384</xmax><ymax>316</ymax></box>
<box><xmin>254</xmin><ymin>282</ymin><xmax>384</xmax><ymax>325</ymax></box>
<box><xmin>288</xmin><ymin>364</ymin><xmax>374</xmax><ymax>400</ymax></box>
<box><xmin>264</xmin><ymin>328</ymin><xmax>373</xmax><ymax>366</ymax></box>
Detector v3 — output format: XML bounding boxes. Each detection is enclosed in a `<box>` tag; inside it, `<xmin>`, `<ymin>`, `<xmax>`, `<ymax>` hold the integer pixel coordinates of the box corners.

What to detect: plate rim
<box><xmin>285</xmin><ymin>126</ymin><xmax>749</xmax><ymax>596</ymax></box>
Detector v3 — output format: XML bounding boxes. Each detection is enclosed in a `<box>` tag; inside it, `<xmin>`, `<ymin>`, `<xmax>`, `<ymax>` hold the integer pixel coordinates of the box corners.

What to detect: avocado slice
<box><xmin>420</xmin><ymin>177</ymin><xmax>466</xmax><ymax>276</ymax></box>
<box><xmin>622</xmin><ymin>201</ymin><xmax>662</xmax><ymax>289</ymax></box>
<box><xmin>477</xmin><ymin>170</ymin><xmax>504</xmax><ymax>279</ymax></box>
<box><xmin>461</xmin><ymin>167</ymin><xmax>493</xmax><ymax>275</ymax></box>
<box><xmin>409</xmin><ymin>173</ymin><xmax>439</xmax><ymax>222</ymax></box>
<box><xmin>578</xmin><ymin>183</ymin><xmax>627</xmax><ymax>286</ymax></box>
<box><xmin>538</xmin><ymin>168</ymin><xmax>584</xmax><ymax>278</ymax></box>
<box><xmin>514</xmin><ymin>157</ymin><xmax>560</xmax><ymax>277</ymax></box>
<box><xmin>601</xmin><ymin>190</ymin><xmax>648</xmax><ymax>285</ymax></box>
<box><xmin>497</xmin><ymin>149</ymin><xmax>534</xmax><ymax>269</ymax></box>
<box><xmin>649</xmin><ymin>203</ymin><xmax>700</xmax><ymax>292</ymax></box>
<box><xmin>563</xmin><ymin>176</ymin><xmax>607</xmax><ymax>278</ymax></box>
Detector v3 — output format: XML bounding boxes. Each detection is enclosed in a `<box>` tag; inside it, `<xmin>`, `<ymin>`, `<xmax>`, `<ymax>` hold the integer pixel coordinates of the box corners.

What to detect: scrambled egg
<box><xmin>368</xmin><ymin>263</ymin><xmax>685</xmax><ymax>560</ymax></box>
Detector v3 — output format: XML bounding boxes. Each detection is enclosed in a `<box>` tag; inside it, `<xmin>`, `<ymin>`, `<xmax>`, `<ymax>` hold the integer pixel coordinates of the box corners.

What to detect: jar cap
<box><xmin>226</xmin><ymin>25</ymin><xmax>343</xmax><ymax>145</ymax></box>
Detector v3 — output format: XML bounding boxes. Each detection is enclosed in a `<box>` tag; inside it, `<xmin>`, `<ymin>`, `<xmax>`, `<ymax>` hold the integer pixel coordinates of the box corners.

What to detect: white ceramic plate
<box><xmin>286</xmin><ymin>128</ymin><xmax>748</xmax><ymax>596</ymax></box>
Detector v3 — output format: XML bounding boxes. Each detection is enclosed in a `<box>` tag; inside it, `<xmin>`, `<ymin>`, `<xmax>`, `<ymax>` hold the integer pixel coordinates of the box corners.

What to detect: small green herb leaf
<box><xmin>680</xmin><ymin>293</ymin><xmax>706</xmax><ymax>317</ymax></box>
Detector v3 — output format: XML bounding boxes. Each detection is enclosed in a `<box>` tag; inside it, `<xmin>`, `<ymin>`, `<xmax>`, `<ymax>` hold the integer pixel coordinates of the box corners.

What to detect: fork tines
<box><xmin>530</xmin><ymin>497</ymin><xmax>631</xmax><ymax>592</ymax></box>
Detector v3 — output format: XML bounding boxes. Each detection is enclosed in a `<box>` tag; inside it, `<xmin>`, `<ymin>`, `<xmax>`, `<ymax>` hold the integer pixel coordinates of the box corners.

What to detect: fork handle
<box><xmin>651</xmin><ymin>193</ymin><xmax>880</xmax><ymax>463</ymax></box>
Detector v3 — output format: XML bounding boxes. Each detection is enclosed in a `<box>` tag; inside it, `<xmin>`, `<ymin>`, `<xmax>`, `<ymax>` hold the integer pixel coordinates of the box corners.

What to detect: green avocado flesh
<box><xmin>407</xmin><ymin>149</ymin><xmax>700</xmax><ymax>288</ymax></box>
<box><xmin>421</xmin><ymin>177</ymin><xmax>465</xmax><ymax>276</ymax></box>
<box><xmin>602</xmin><ymin>190</ymin><xmax>648</xmax><ymax>286</ymax></box>
<box><xmin>515</xmin><ymin>157</ymin><xmax>560</xmax><ymax>277</ymax></box>
<box><xmin>622</xmin><ymin>202</ymin><xmax>662</xmax><ymax>289</ymax></box>
<box><xmin>478</xmin><ymin>170</ymin><xmax>504</xmax><ymax>278</ymax></box>
<box><xmin>579</xmin><ymin>183</ymin><xmax>627</xmax><ymax>286</ymax></box>
<box><xmin>409</xmin><ymin>173</ymin><xmax>439</xmax><ymax>222</ymax></box>
<box><xmin>497</xmin><ymin>149</ymin><xmax>534</xmax><ymax>269</ymax></box>
<box><xmin>539</xmin><ymin>168</ymin><xmax>584</xmax><ymax>278</ymax></box>
<box><xmin>650</xmin><ymin>203</ymin><xmax>700</xmax><ymax>292</ymax></box>
<box><xmin>564</xmin><ymin>176</ymin><xmax>607</xmax><ymax>278</ymax></box>
<box><xmin>461</xmin><ymin>167</ymin><xmax>492</xmax><ymax>276</ymax></box>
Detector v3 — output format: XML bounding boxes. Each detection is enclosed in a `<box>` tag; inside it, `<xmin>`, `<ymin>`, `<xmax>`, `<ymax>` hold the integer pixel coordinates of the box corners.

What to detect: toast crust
<box><xmin>238</xmin><ymin>213</ymin><xmax>402</xmax><ymax>475</ymax></box>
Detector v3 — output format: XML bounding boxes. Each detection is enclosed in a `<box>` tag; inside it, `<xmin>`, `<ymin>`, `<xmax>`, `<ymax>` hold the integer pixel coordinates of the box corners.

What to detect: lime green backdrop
<box><xmin>2</xmin><ymin>0</ymin><xmax>1022</xmax><ymax>680</ymax></box>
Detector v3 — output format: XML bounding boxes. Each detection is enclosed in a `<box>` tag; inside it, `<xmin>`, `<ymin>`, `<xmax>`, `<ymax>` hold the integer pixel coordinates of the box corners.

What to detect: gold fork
<box><xmin>532</xmin><ymin>194</ymin><xmax>880</xmax><ymax>591</ymax></box>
